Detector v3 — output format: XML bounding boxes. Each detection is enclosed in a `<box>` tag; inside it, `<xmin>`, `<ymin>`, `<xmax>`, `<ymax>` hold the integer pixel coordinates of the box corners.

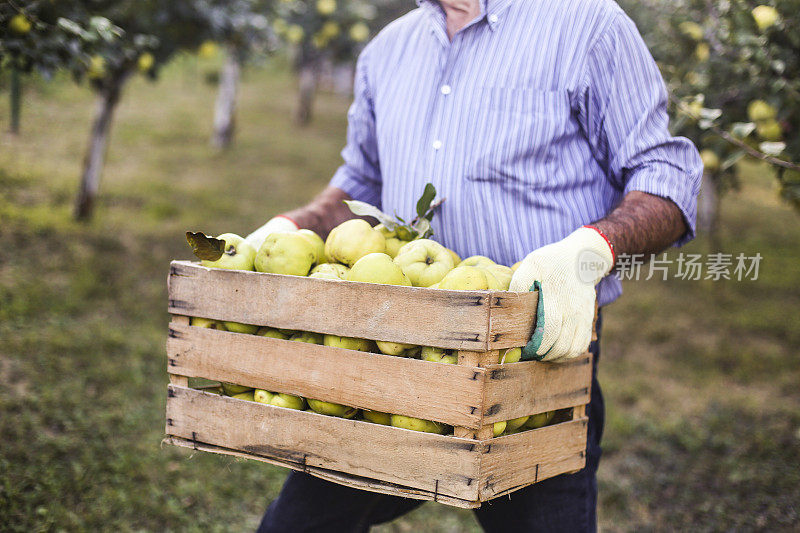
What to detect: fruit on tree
<box><xmin>506</xmin><ymin>416</ymin><xmax>530</xmax><ymax>432</ymax></box>
<box><xmin>286</xmin><ymin>24</ymin><xmax>304</xmax><ymax>44</ymax></box>
<box><xmin>493</xmin><ymin>421</ymin><xmax>507</xmax><ymax>437</ymax></box>
<box><xmin>190</xmin><ymin>317</ymin><xmax>225</xmax><ymax>329</ymax></box>
<box><xmin>223</xmin><ymin>322</ymin><xmax>259</xmax><ymax>334</ymax></box>
<box><xmin>222</xmin><ymin>383</ymin><xmax>253</xmax><ymax>395</ymax></box>
<box><xmin>316</xmin><ymin>0</ymin><xmax>336</xmax><ymax>15</ymax></box>
<box><xmin>349</xmin><ymin>22</ymin><xmax>369</xmax><ymax>43</ymax></box>
<box><xmin>752</xmin><ymin>5</ymin><xmax>779</xmax><ymax>31</ymax></box>
<box><xmin>254</xmin><ymin>389</ymin><xmax>275</xmax><ymax>404</ymax></box>
<box><xmin>747</xmin><ymin>100</ymin><xmax>777</xmax><ymax>122</ymax></box>
<box><xmin>438</xmin><ymin>266</ymin><xmax>493</xmax><ymax>290</ymax></box>
<box><xmin>257</xmin><ymin>327</ymin><xmax>290</xmax><ymax>340</ymax></box>
<box><xmin>325</xmin><ymin>219</ymin><xmax>386</xmax><ymax>266</ymax></box>
<box><xmin>375</xmin><ymin>340</ymin><xmax>416</xmax><ymax>356</ymax></box>
<box><xmin>201</xmin><ymin>233</ymin><xmax>256</xmax><ymax>271</ymax></box>
<box><xmin>323</xmin><ymin>335</ymin><xmax>372</xmax><ymax>352</ymax></box>
<box><xmin>756</xmin><ymin>120</ymin><xmax>782</xmax><ymax>141</ymax></box>
<box><xmin>700</xmin><ymin>149</ymin><xmax>721</xmax><ymax>173</ymax></box>
<box><xmin>346</xmin><ymin>253</ymin><xmax>412</xmax><ymax>286</ymax></box>
<box><xmin>394</xmin><ymin>239</ymin><xmax>455</xmax><ymax>287</ymax></box>
<box><xmin>137</xmin><ymin>53</ymin><xmax>154</xmax><ymax>73</ymax></box>
<box><xmin>255</xmin><ymin>232</ymin><xmax>316</xmax><ymax>276</ymax></box>
<box><xmin>290</xmin><ymin>331</ymin><xmax>324</xmax><ymax>344</ymax></box>
<box><xmin>308</xmin><ymin>399</ymin><xmax>359</xmax><ymax>418</ymax></box>
<box><xmin>524</xmin><ymin>411</ymin><xmax>555</xmax><ymax>429</ymax></box>
<box><xmin>269</xmin><ymin>393</ymin><xmax>306</xmax><ymax>410</ymax></box>
<box><xmin>297</xmin><ymin>229</ymin><xmax>326</xmax><ymax>265</ymax></box>
<box><xmin>421</xmin><ymin>346</ymin><xmax>458</xmax><ymax>364</ymax></box>
<box><xmin>362</xmin><ymin>410</ymin><xmax>391</xmax><ymax>425</ymax></box>
<box><xmin>499</xmin><ymin>347</ymin><xmax>522</xmax><ymax>364</ymax></box>
<box><xmin>87</xmin><ymin>55</ymin><xmax>106</xmax><ymax>79</ymax></box>
<box><xmin>678</xmin><ymin>21</ymin><xmax>704</xmax><ymax>41</ymax></box>
<box><xmin>390</xmin><ymin>415</ymin><xmax>446</xmax><ymax>434</ymax></box>
<box><xmin>9</xmin><ymin>13</ymin><xmax>32</xmax><ymax>35</ymax></box>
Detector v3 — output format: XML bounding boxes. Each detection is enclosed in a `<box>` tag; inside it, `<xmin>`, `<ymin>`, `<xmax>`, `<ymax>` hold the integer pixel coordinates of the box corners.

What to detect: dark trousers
<box><xmin>258</xmin><ymin>315</ymin><xmax>604</xmax><ymax>533</ymax></box>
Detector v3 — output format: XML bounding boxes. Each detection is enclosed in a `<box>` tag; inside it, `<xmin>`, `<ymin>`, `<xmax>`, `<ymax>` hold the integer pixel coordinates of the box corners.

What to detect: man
<box><xmin>248</xmin><ymin>0</ymin><xmax>701</xmax><ymax>530</ymax></box>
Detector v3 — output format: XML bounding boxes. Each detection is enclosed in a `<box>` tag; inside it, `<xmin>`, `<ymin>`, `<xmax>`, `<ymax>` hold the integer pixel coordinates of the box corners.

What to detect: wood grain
<box><xmin>165</xmin><ymin>385</ymin><xmax>481</xmax><ymax>500</ymax></box>
<box><xmin>167</xmin><ymin>323</ymin><xmax>486</xmax><ymax>428</ymax></box>
<box><xmin>167</xmin><ymin>261</ymin><xmax>538</xmax><ymax>350</ymax></box>
<box><xmin>481</xmin><ymin>355</ymin><xmax>593</xmax><ymax>424</ymax></box>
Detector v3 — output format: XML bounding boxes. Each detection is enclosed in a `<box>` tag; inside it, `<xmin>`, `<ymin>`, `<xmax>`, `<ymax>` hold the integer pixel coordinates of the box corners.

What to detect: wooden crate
<box><xmin>164</xmin><ymin>260</ymin><xmax>592</xmax><ymax>508</ymax></box>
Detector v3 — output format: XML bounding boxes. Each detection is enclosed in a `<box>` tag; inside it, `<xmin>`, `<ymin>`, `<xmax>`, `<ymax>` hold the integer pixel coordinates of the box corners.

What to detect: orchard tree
<box><xmin>619</xmin><ymin>0</ymin><xmax>800</xmax><ymax>240</ymax></box>
<box><xmin>274</xmin><ymin>0</ymin><xmax>374</xmax><ymax>124</ymax></box>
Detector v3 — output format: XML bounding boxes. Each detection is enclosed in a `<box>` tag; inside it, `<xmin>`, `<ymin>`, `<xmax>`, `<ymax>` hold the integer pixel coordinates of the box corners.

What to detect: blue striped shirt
<box><xmin>330</xmin><ymin>0</ymin><xmax>702</xmax><ymax>305</ymax></box>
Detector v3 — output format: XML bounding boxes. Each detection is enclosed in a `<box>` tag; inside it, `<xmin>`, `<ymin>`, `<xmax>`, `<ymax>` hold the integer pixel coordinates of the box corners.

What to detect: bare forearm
<box><xmin>594</xmin><ymin>191</ymin><xmax>686</xmax><ymax>262</ymax></box>
<box><xmin>283</xmin><ymin>186</ymin><xmax>356</xmax><ymax>237</ymax></box>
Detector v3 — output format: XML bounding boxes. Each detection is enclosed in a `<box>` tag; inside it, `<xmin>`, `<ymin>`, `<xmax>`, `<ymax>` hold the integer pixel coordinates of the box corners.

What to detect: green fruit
<box><xmin>524</xmin><ymin>411</ymin><xmax>555</xmax><ymax>429</ymax></box>
<box><xmin>678</xmin><ymin>21</ymin><xmax>704</xmax><ymax>41</ymax></box>
<box><xmin>394</xmin><ymin>239</ymin><xmax>455</xmax><ymax>287</ymax></box>
<box><xmin>421</xmin><ymin>346</ymin><xmax>458</xmax><ymax>364</ymax></box>
<box><xmin>362</xmin><ymin>410</ymin><xmax>392</xmax><ymax>425</ymax></box>
<box><xmin>459</xmin><ymin>255</ymin><xmax>495</xmax><ymax>268</ymax></box>
<box><xmin>289</xmin><ymin>331</ymin><xmax>324</xmax><ymax>344</ymax></box>
<box><xmin>446</xmin><ymin>248</ymin><xmax>461</xmax><ymax>266</ymax></box>
<box><xmin>390</xmin><ymin>414</ymin><xmax>446</xmax><ymax>434</ymax></box>
<box><xmin>481</xmin><ymin>264</ymin><xmax>512</xmax><ymax>290</ymax></box>
<box><xmin>493</xmin><ymin>421</ymin><xmax>507</xmax><ymax>437</ymax></box>
<box><xmin>9</xmin><ymin>14</ymin><xmax>32</xmax><ymax>35</ymax></box>
<box><xmin>324</xmin><ymin>219</ymin><xmax>386</xmax><ymax>266</ymax></box>
<box><xmin>374</xmin><ymin>224</ymin><xmax>410</xmax><ymax>258</ymax></box>
<box><xmin>223</xmin><ymin>322</ymin><xmax>259</xmax><ymax>334</ymax></box>
<box><xmin>752</xmin><ymin>5</ymin><xmax>779</xmax><ymax>31</ymax></box>
<box><xmin>190</xmin><ymin>317</ymin><xmax>225</xmax><ymax>329</ymax></box>
<box><xmin>222</xmin><ymin>383</ymin><xmax>253</xmax><ymax>395</ymax></box>
<box><xmin>499</xmin><ymin>347</ymin><xmax>522</xmax><ymax>364</ymax></box>
<box><xmin>257</xmin><ymin>327</ymin><xmax>290</xmax><ymax>340</ymax></box>
<box><xmin>307</xmin><ymin>399</ymin><xmax>359</xmax><ymax>418</ymax></box>
<box><xmin>511</xmin><ymin>261</ymin><xmax>522</xmax><ymax>273</ymax></box>
<box><xmin>254</xmin><ymin>389</ymin><xmax>275</xmax><ymax>404</ymax></box>
<box><xmin>201</xmin><ymin>233</ymin><xmax>256</xmax><ymax>271</ymax></box>
<box><xmin>439</xmin><ymin>266</ymin><xmax>492</xmax><ymax>290</ymax></box>
<box><xmin>747</xmin><ymin>100</ymin><xmax>777</xmax><ymax>122</ymax></box>
<box><xmin>269</xmin><ymin>393</ymin><xmax>306</xmax><ymax>410</ymax></box>
<box><xmin>310</xmin><ymin>263</ymin><xmax>349</xmax><ymax>279</ymax></box>
<box><xmin>323</xmin><ymin>335</ymin><xmax>372</xmax><ymax>352</ymax></box>
<box><xmin>756</xmin><ymin>120</ymin><xmax>782</xmax><ymax>141</ymax></box>
<box><xmin>255</xmin><ymin>232</ymin><xmax>316</xmax><ymax>276</ymax></box>
<box><xmin>347</xmin><ymin>253</ymin><xmax>412</xmax><ymax>286</ymax></box>
<box><xmin>231</xmin><ymin>390</ymin><xmax>255</xmax><ymax>401</ymax></box>
<box><xmin>297</xmin><ymin>229</ymin><xmax>326</xmax><ymax>265</ymax></box>
<box><xmin>700</xmin><ymin>149</ymin><xmax>720</xmax><ymax>173</ymax></box>
<box><xmin>375</xmin><ymin>340</ymin><xmax>416</xmax><ymax>356</ymax></box>
<box><xmin>506</xmin><ymin>416</ymin><xmax>530</xmax><ymax>432</ymax></box>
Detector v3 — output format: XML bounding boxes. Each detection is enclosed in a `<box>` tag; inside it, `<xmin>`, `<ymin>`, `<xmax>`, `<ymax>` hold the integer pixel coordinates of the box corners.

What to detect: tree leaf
<box><xmin>186</xmin><ymin>231</ymin><xmax>225</xmax><ymax>261</ymax></box>
<box><xmin>343</xmin><ymin>200</ymin><xmax>397</xmax><ymax>229</ymax></box>
<box><xmin>415</xmin><ymin>183</ymin><xmax>437</xmax><ymax>220</ymax></box>
<box><xmin>412</xmin><ymin>218</ymin><xmax>433</xmax><ymax>239</ymax></box>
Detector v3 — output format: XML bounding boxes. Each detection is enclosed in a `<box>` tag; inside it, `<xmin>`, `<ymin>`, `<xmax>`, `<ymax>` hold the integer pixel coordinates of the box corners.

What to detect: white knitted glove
<box><xmin>509</xmin><ymin>226</ymin><xmax>614</xmax><ymax>361</ymax></box>
<box><xmin>245</xmin><ymin>215</ymin><xmax>299</xmax><ymax>250</ymax></box>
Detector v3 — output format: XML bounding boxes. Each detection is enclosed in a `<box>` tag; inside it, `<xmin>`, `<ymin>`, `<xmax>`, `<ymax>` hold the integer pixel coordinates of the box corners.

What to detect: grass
<box><xmin>1</xmin><ymin>57</ymin><xmax>799</xmax><ymax>532</ymax></box>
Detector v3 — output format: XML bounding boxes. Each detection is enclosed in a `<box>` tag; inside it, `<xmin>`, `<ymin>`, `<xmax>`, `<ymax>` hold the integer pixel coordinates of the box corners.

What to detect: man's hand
<box><xmin>509</xmin><ymin>227</ymin><xmax>613</xmax><ymax>361</ymax></box>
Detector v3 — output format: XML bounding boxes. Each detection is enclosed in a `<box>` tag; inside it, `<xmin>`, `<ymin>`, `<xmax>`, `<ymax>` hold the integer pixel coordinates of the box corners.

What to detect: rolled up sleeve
<box><xmin>329</xmin><ymin>46</ymin><xmax>383</xmax><ymax>208</ymax></box>
<box><xmin>579</xmin><ymin>11</ymin><xmax>702</xmax><ymax>246</ymax></box>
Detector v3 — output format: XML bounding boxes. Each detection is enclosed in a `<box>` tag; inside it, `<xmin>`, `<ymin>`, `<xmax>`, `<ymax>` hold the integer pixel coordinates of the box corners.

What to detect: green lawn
<box><xmin>1</xmin><ymin>58</ymin><xmax>798</xmax><ymax>532</ymax></box>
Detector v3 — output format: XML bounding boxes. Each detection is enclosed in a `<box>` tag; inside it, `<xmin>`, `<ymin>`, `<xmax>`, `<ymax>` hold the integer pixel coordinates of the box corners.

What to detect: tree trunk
<box><xmin>74</xmin><ymin>72</ymin><xmax>129</xmax><ymax>221</ymax></box>
<box><xmin>698</xmin><ymin>171</ymin><xmax>720</xmax><ymax>251</ymax></box>
<box><xmin>9</xmin><ymin>67</ymin><xmax>21</xmax><ymax>135</ymax></box>
<box><xmin>296</xmin><ymin>61</ymin><xmax>319</xmax><ymax>126</ymax></box>
<box><xmin>211</xmin><ymin>48</ymin><xmax>241</xmax><ymax>150</ymax></box>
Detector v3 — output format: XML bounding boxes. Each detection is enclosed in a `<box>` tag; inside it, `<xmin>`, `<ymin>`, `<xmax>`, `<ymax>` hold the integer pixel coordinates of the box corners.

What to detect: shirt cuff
<box><xmin>623</xmin><ymin>162</ymin><xmax>701</xmax><ymax>247</ymax></box>
<box><xmin>329</xmin><ymin>166</ymin><xmax>382</xmax><ymax>208</ymax></box>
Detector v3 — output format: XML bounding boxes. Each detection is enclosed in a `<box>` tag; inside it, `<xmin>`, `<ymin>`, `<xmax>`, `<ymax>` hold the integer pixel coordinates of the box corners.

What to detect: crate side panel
<box><xmin>481</xmin><ymin>355</ymin><xmax>592</xmax><ymax>423</ymax></box>
<box><xmin>487</xmin><ymin>292</ymin><xmax>539</xmax><ymax>350</ymax></box>
<box><xmin>165</xmin><ymin>386</ymin><xmax>481</xmax><ymax>501</ymax></box>
<box><xmin>167</xmin><ymin>323</ymin><xmax>486</xmax><ymax>428</ymax></box>
<box><xmin>168</xmin><ymin>261</ymin><xmax>491</xmax><ymax>350</ymax></box>
<box><xmin>479</xmin><ymin>417</ymin><xmax>588</xmax><ymax>499</ymax></box>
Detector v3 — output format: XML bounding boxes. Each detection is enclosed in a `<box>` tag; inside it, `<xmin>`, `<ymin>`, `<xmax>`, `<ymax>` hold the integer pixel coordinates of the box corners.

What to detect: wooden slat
<box><xmin>165</xmin><ymin>386</ymin><xmax>481</xmax><ymax>501</ymax></box>
<box><xmin>166</xmin><ymin>436</ymin><xmax>481</xmax><ymax>509</ymax></box>
<box><xmin>167</xmin><ymin>261</ymin><xmax>538</xmax><ymax>350</ymax></box>
<box><xmin>167</xmin><ymin>323</ymin><xmax>486</xmax><ymax>428</ymax></box>
<box><xmin>487</xmin><ymin>292</ymin><xmax>539</xmax><ymax>350</ymax></box>
<box><xmin>167</xmin><ymin>315</ymin><xmax>190</xmax><ymax>387</ymax></box>
<box><xmin>479</xmin><ymin>417</ymin><xmax>588</xmax><ymax>499</ymax></box>
<box><xmin>481</xmin><ymin>355</ymin><xmax>593</xmax><ymax>424</ymax></box>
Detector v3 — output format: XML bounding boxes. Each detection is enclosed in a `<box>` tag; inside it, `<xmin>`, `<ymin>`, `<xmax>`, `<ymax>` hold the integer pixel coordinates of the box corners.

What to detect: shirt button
<box><xmin>432</xmin><ymin>140</ymin><xmax>443</xmax><ymax>150</ymax></box>
<box><xmin>440</xmin><ymin>84</ymin><xmax>452</xmax><ymax>95</ymax></box>
<box><xmin>488</xmin><ymin>14</ymin><xmax>498</xmax><ymax>23</ymax></box>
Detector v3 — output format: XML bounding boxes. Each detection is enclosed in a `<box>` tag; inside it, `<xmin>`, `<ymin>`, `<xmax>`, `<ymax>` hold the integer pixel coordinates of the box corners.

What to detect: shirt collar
<box><xmin>416</xmin><ymin>0</ymin><xmax>514</xmax><ymax>32</ymax></box>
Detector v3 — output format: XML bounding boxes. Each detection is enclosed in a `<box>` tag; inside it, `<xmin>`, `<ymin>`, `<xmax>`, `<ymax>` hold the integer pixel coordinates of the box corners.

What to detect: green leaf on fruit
<box><xmin>186</xmin><ymin>232</ymin><xmax>225</xmax><ymax>261</ymax></box>
<box><xmin>343</xmin><ymin>200</ymin><xmax>398</xmax><ymax>230</ymax></box>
